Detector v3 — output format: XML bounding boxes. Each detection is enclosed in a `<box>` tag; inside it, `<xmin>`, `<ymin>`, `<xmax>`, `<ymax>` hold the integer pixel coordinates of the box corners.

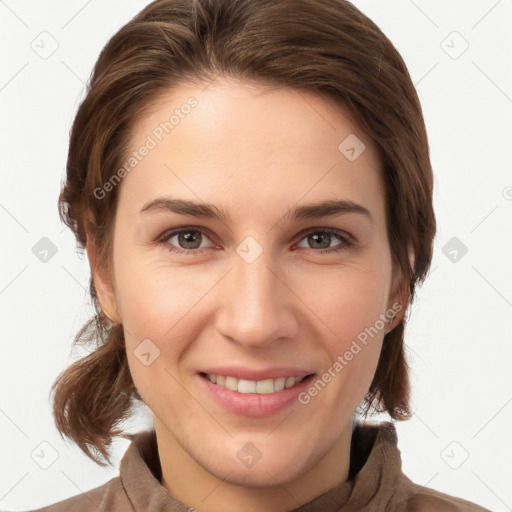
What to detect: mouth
<box><xmin>197</xmin><ymin>371</ymin><xmax>317</xmax><ymax>417</ymax></box>
<box><xmin>199</xmin><ymin>372</ymin><xmax>314</xmax><ymax>394</ymax></box>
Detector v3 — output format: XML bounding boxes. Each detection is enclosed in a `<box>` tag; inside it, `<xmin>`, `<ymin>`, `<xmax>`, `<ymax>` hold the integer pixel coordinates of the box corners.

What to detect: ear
<box><xmin>85</xmin><ymin>212</ymin><xmax>121</xmax><ymax>325</ymax></box>
<box><xmin>385</xmin><ymin>248</ymin><xmax>415</xmax><ymax>333</ymax></box>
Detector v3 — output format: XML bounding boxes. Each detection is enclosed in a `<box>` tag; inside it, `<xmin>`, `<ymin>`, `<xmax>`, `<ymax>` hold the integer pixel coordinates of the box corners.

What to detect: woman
<box><xmin>30</xmin><ymin>0</ymin><xmax>490</xmax><ymax>510</ymax></box>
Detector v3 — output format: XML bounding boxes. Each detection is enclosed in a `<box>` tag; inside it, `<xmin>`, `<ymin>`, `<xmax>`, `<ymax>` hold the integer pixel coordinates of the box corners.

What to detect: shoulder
<box><xmin>24</xmin><ymin>476</ymin><xmax>130</xmax><ymax>512</ymax></box>
<box><xmin>393</xmin><ymin>473</ymin><xmax>492</xmax><ymax>512</ymax></box>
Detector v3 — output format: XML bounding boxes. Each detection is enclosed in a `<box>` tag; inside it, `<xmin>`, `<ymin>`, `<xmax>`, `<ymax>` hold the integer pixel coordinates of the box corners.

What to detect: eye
<box><xmin>157</xmin><ymin>227</ymin><xmax>216</xmax><ymax>255</ymax></box>
<box><xmin>295</xmin><ymin>228</ymin><xmax>354</xmax><ymax>254</ymax></box>
<box><xmin>156</xmin><ymin>226</ymin><xmax>354</xmax><ymax>256</ymax></box>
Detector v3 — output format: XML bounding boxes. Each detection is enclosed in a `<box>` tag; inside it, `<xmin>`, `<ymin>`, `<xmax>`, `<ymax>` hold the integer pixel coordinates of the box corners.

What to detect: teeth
<box><xmin>225</xmin><ymin>376</ymin><xmax>238</xmax><ymax>391</ymax></box>
<box><xmin>238</xmin><ymin>379</ymin><xmax>256</xmax><ymax>393</ymax></box>
<box><xmin>285</xmin><ymin>376</ymin><xmax>296</xmax><ymax>389</ymax></box>
<box><xmin>256</xmin><ymin>379</ymin><xmax>274</xmax><ymax>394</ymax></box>
<box><xmin>274</xmin><ymin>377</ymin><xmax>285</xmax><ymax>391</ymax></box>
<box><xmin>206</xmin><ymin>373</ymin><xmax>307</xmax><ymax>394</ymax></box>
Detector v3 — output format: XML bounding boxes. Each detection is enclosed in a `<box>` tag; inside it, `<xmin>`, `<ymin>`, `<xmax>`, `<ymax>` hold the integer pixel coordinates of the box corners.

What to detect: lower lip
<box><xmin>196</xmin><ymin>373</ymin><xmax>316</xmax><ymax>417</ymax></box>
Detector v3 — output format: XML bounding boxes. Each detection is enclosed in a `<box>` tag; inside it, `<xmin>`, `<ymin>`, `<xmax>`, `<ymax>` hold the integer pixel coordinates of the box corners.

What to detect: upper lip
<box><xmin>199</xmin><ymin>366</ymin><xmax>314</xmax><ymax>381</ymax></box>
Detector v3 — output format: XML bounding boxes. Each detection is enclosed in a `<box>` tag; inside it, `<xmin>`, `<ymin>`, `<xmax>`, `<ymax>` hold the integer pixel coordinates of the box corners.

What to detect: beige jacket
<box><xmin>29</xmin><ymin>422</ymin><xmax>491</xmax><ymax>511</ymax></box>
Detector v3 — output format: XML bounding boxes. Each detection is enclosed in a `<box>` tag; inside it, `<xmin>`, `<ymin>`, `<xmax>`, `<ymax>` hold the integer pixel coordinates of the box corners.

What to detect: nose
<box><xmin>216</xmin><ymin>247</ymin><xmax>298</xmax><ymax>350</ymax></box>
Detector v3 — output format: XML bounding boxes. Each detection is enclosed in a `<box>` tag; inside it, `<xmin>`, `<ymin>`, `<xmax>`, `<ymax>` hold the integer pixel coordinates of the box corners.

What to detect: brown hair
<box><xmin>53</xmin><ymin>0</ymin><xmax>436</xmax><ymax>465</ymax></box>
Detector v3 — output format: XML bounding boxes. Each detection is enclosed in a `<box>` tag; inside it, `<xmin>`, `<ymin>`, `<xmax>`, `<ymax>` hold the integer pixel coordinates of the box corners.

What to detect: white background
<box><xmin>1</xmin><ymin>1</ymin><xmax>511</xmax><ymax>511</ymax></box>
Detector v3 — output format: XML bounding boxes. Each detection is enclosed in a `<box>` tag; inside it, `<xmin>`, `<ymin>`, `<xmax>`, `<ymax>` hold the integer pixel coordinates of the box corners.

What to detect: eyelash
<box><xmin>156</xmin><ymin>227</ymin><xmax>355</xmax><ymax>256</ymax></box>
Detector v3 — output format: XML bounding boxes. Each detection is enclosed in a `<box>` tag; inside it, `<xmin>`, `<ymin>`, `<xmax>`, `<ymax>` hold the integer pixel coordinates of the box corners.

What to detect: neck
<box><xmin>155</xmin><ymin>417</ymin><xmax>355</xmax><ymax>512</ymax></box>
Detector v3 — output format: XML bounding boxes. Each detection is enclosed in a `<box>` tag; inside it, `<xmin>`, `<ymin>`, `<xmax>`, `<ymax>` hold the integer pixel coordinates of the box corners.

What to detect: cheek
<box><xmin>118</xmin><ymin>262</ymin><xmax>197</xmax><ymax>414</ymax></box>
<box><xmin>301</xmin><ymin>284</ymin><xmax>386</xmax><ymax>417</ymax></box>
<box><xmin>291</xmin><ymin>263</ymin><xmax>389</xmax><ymax>407</ymax></box>
<box><xmin>292</xmin><ymin>262</ymin><xmax>390</xmax><ymax>345</ymax></box>
<box><xmin>114</xmin><ymin>257</ymin><xmax>215</xmax><ymax>403</ymax></box>
<box><xmin>114</xmin><ymin>250</ymin><xmax>206</xmax><ymax>336</ymax></box>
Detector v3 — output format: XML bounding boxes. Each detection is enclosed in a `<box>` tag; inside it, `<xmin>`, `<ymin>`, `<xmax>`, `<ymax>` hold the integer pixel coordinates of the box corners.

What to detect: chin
<box><xmin>196</xmin><ymin>437</ymin><xmax>318</xmax><ymax>488</ymax></box>
<box><xmin>211</xmin><ymin>457</ymin><xmax>309</xmax><ymax>488</ymax></box>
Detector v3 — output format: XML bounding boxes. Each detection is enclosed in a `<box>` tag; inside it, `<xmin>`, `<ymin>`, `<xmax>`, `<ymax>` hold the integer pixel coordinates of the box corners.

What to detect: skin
<box><xmin>87</xmin><ymin>78</ymin><xmax>409</xmax><ymax>512</ymax></box>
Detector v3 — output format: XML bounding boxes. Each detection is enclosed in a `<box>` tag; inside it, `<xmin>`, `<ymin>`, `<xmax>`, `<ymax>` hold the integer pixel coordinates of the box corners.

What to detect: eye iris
<box><xmin>309</xmin><ymin>233</ymin><xmax>331</xmax><ymax>249</ymax></box>
<box><xmin>179</xmin><ymin>231</ymin><xmax>201</xmax><ymax>249</ymax></box>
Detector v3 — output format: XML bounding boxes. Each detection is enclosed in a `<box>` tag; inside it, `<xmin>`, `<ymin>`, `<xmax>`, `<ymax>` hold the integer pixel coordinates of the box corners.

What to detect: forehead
<box><xmin>119</xmin><ymin>79</ymin><xmax>385</xmax><ymax>222</ymax></box>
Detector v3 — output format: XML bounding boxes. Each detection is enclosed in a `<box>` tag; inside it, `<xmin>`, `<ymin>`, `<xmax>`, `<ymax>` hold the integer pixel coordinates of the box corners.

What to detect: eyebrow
<box><xmin>139</xmin><ymin>197</ymin><xmax>373</xmax><ymax>225</ymax></box>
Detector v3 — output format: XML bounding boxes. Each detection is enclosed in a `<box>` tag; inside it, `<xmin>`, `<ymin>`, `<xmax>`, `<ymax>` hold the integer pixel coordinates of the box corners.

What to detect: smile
<box><xmin>197</xmin><ymin>371</ymin><xmax>316</xmax><ymax>417</ymax></box>
<box><xmin>202</xmin><ymin>373</ymin><xmax>307</xmax><ymax>394</ymax></box>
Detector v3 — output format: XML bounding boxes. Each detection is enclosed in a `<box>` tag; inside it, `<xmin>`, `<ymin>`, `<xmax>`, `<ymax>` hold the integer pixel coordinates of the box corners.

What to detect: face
<box><xmin>91</xmin><ymin>78</ymin><xmax>404</xmax><ymax>492</ymax></box>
